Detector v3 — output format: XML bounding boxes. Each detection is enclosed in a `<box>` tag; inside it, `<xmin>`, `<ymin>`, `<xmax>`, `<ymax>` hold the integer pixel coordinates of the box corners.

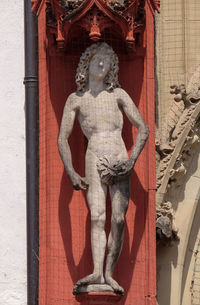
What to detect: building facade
<box><xmin>0</xmin><ymin>1</ymin><xmax>200</xmax><ymax>305</ymax></box>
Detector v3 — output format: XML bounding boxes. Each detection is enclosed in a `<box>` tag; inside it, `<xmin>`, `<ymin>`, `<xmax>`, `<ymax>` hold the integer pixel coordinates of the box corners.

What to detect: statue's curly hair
<box><xmin>76</xmin><ymin>43</ymin><xmax>120</xmax><ymax>93</ymax></box>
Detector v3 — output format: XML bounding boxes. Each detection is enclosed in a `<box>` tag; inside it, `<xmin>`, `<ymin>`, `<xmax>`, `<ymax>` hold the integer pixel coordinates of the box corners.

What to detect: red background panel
<box><xmin>38</xmin><ymin>2</ymin><xmax>156</xmax><ymax>305</ymax></box>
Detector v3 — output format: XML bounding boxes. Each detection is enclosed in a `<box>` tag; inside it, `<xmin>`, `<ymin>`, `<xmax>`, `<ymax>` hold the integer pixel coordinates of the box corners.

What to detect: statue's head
<box><xmin>76</xmin><ymin>43</ymin><xmax>120</xmax><ymax>93</ymax></box>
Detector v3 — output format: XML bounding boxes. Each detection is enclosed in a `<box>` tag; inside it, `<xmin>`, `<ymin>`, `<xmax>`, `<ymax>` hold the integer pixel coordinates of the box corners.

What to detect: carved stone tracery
<box><xmin>156</xmin><ymin>66</ymin><xmax>200</xmax><ymax>245</ymax></box>
<box><xmin>78</xmin><ymin>7</ymin><xmax>114</xmax><ymax>42</ymax></box>
<box><xmin>32</xmin><ymin>0</ymin><xmax>159</xmax><ymax>51</ymax></box>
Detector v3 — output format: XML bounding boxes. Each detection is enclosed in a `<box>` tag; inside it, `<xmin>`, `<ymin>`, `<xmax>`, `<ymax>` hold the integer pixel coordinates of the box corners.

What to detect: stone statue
<box><xmin>58</xmin><ymin>43</ymin><xmax>149</xmax><ymax>295</ymax></box>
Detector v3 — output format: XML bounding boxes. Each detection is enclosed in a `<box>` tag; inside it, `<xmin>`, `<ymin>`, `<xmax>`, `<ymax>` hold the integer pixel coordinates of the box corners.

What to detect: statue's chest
<box><xmin>78</xmin><ymin>95</ymin><xmax>120</xmax><ymax>122</ymax></box>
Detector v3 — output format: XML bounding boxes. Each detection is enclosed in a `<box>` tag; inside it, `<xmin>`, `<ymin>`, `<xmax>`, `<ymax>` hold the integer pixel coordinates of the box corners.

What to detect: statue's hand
<box><xmin>112</xmin><ymin>159</ymin><xmax>135</xmax><ymax>178</ymax></box>
<box><xmin>69</xmin><ymin>172</ymin><xmax>89</xmax><ymax>191</ymax></box>
<box><xmin>97</xmin><ymin>156</ymin><xmax>135</xmax><ymax>185</ymax></box>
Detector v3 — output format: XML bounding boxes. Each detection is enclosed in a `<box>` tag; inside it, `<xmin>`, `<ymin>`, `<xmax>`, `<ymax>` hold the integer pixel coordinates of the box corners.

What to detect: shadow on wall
<box><xmin>58</xmin><ymin>169</ymin><xmax>148</xmax><ymax>302</ymax></box>
<box><xmin>156</xmin><ymin>241</ymin><xmax>178</xmax><ymax>305</ymax></box>
<box><xmin>167</xmin><ymin>143</ymin><xmax>200</xmax><ymax>214</ymax></box>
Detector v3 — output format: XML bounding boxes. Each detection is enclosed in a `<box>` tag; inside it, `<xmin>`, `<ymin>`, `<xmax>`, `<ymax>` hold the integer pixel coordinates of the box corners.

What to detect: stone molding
<box><xmin>191</xmin><ymin>238</ymin><xmax>200</xmax><ymax>305</ymax></box>
<box><xmin>156</xmin><ymin>66</ymin><xmax>200</xmax><ymax>245</ymax></box>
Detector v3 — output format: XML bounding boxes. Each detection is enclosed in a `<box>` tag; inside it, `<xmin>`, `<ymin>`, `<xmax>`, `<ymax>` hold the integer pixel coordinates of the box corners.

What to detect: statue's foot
<box><xmin>73</xmin><ymin>273</ymin><xmax>105</xmax><ymax>295</ymax></box>
<box><xmin>105</xmin><ymin>275</ymin><xmax>124</xmax><ymax>295</ymax></box>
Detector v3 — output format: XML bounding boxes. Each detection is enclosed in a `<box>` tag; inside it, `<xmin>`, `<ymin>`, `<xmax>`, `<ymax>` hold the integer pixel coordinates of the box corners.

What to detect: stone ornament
<box><xmin>58</xmin><ymin>42</ymin><xmax>149</xmax><ymax>294</ymax></box>
<box><xmin>32</xmin><ymin>0</ymin><xmax>159</xmax><ymax>51</ymax></box>
<box><xmin>156</xmin><ymin>65</ymin><xmax>200</xmax><ymax>245</ymax></box>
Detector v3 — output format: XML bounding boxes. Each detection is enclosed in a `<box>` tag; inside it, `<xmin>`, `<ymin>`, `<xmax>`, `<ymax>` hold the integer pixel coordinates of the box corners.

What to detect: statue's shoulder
<box><xmin>113</xmin><ymin>87</ymin><xmax>126</xmax><ymax>95</ymax></box>
<box><xmin>65</xmin><ymin>92</ymin><xmax>80</xmax><ymax>110</ymax></box>
<box><xmin>113</xmin><ymin>87</ymin><xmax>129</xmax><ymax>103</ymax></box>
<box><xmin>67</xmin><ymin>92</ymin><xmax>79</xmax><ymax>102</ymax></box>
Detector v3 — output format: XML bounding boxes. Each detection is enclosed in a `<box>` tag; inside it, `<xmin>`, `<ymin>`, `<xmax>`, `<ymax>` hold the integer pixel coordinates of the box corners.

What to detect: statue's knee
<box><xmin>91</xmin><ymin>213</ymin><xmax>106</xmax><ymax>230</ymax></box>
<box><xmin>111</xmin><ymin>215</ymin><xmax>125</xmax><ymax>227</ymax></box>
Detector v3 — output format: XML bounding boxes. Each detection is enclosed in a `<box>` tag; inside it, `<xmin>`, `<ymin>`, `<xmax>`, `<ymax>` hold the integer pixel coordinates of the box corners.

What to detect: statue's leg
<box><xmin>105</xmin><ymin>178</ymin><xmax>130</xmax><ymax>294</ymax></box>
<box><xmin>73</xmin><ymin>149</ymin><xmax>107</xmax><ymax>294</ymax></box>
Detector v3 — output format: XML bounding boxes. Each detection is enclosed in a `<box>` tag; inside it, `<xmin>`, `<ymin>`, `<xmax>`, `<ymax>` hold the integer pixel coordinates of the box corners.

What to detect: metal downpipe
<box><xmin>24</xmin><ymin>0</ymin><xmax>39</xmax><ymax>304</ymax></box>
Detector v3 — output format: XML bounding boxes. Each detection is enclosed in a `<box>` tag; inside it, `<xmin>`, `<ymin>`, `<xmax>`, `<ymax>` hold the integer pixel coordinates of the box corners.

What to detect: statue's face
<box><xmin>89</xmin><ymin>51</ymin><xmax>111</xmax><ymax>80</ymax></box>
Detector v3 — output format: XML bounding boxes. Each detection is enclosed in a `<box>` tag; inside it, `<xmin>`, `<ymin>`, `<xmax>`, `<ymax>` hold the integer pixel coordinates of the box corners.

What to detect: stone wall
<box><xmin>155</xmin><ymin>1</ymin><xmax>200</xmax><ymax>305</ymax></box>
<box><xmin>0</xmin><ymin>1</ymin><xmax>26</xmax><ymax>304</ymax></box>
<box><xmin>155</xmin><ymin>0</ymin><xmax>200</xmax><ymax>138</ymax></box>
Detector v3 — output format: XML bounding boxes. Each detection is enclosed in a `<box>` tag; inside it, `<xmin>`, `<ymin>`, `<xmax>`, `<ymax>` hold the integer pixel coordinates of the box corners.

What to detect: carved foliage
<box><xmin>156</xmin><ymin>201</ymin><xmax>179</xmax><ymax>244</ymax></box>
<box><xmin>149</xmin><ymin>0</ymin><xmax>160</xmax><ymax>12</ymax></box>
<box><xmin>156</xmin><ymin>67</ymin><xmax>200</xmax><ymax>245</ymax></box>
<box><xmin>157</xmin><ymin>91</ymin><xmax>200</xmax><ymax>192</ymax></box>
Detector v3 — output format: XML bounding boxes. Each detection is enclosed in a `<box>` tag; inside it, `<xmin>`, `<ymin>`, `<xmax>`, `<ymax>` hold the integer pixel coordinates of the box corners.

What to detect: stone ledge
<box><xmin>75</xmin><ymin>290</ymin><xmax>123</xmax><ymax>305</ymax></box>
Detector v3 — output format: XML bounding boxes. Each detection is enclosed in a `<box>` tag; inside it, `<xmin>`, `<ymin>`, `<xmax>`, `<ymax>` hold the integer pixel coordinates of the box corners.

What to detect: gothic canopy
<box><xmin>32</xmin><ymin>0</ymin><xmax>159</xmax><ymax>50</ymax></box>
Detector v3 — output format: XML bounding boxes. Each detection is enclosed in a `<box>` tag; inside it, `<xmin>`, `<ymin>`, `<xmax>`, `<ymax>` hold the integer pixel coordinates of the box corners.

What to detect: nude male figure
<box><xmin>58</xmin><ymin>43</ymin><xmax>149</xmax><ymax>294</ymax></box>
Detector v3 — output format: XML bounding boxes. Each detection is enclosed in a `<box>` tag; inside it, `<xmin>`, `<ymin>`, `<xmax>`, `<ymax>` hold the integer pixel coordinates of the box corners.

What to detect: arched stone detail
<box><xmin>181</xmin><ymin>197</ymin><xmax>200</xmax><ymax>305</ymax></box>
<box><xmin>156</xmin><ymin>65</ymin><xmax>200</xmax><ymax>244</ymax></box>
<box><xmin>157</xmin><ymin>145</ymin><xmax>200</xmax><ymax>305</ymax></box>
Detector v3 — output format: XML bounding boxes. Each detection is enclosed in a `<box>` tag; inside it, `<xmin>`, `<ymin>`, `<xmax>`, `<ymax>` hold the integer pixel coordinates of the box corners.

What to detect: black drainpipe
<box><xmin>24</xmin><ymin>0</ymin><xmax>39</xmax><ymax>304</ymax></box>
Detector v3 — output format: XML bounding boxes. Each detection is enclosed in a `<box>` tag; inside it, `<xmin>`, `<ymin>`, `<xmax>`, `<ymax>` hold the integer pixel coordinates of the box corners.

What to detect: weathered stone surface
<box><xmin>156</xmin><ymin>64</ymin><xmax>200</xmax><ymax>245</ymax></box>
<box><xmin>78</xmin><ymin>284</ymin><xmax>115</xmax><ymax>293</ymax></box>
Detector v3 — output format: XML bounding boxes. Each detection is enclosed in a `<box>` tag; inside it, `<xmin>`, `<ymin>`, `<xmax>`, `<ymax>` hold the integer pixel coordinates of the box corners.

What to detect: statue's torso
<box><xmin>75</xmin><ymin>90</ymin><xmax>127</xmax><ymax>158</ymax></box>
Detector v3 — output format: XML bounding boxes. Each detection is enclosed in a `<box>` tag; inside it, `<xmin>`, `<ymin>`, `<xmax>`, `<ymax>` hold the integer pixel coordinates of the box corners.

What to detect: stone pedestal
<box><xmin>75</xmin><ymin>292</ymin><xmax>122</xmax><ymax>305</ymax></box>
<box><xmin>77</xmin><ymin>284</ymin><xmax>115</xmax><ymax>294</ymax></box>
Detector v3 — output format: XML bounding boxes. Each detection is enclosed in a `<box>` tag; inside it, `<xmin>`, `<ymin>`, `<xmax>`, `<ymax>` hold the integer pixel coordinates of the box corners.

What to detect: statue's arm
<box><xmin>118</xmin><ymin>89</ymin><xmax>149</xmax><ymax>169</ymax></box>
<box><xmin>58</xmin><ymin>94</ymin><xmax>88</xmax><ymax>190</ymax></box>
